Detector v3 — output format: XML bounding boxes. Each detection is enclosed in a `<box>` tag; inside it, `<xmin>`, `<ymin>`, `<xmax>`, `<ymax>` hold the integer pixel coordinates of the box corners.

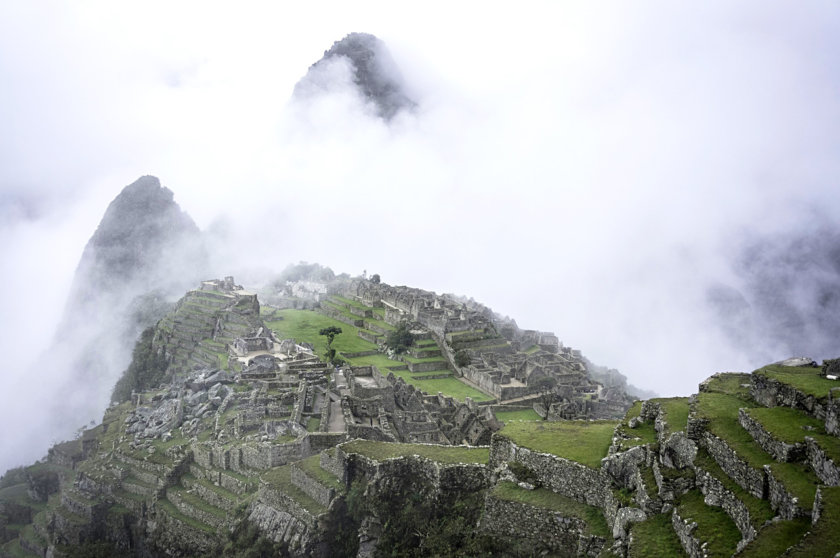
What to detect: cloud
<box><xmin>2</xmin><ymin>1</ymin><xmax>840</xmax><ymax>472</ymax></box>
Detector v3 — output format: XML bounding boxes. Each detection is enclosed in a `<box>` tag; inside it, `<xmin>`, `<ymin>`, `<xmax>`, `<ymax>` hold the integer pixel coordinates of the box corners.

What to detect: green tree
<box><xmin>454</xmin><ymin>350</ymin><xmax>471</xmax><ymax>368</ymax></box>
<box><xmin>320</xmin><ymin>326</ymin><xmax>343</xmax><ymax>364</ymax></box>
<box><xmin>385</xmin><ymin>322</ymin><xmax>414</xmax><ymax>354</ymax></box>
<box><xmin>111</xmin><ymin>327</ymin><xmax>168</xmax><ymax>402</ymax></box>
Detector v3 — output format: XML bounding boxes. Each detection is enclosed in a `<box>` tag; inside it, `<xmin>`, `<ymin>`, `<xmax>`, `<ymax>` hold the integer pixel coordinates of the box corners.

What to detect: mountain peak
<box><xmin>294</xmin><ymin>32</ymin><xmax>415</xmax><ymax>120</ymax></box>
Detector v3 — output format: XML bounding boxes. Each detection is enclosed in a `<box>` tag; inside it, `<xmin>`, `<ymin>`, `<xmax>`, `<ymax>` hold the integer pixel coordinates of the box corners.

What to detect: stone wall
<box><xmin>694</xmin><ymin>463</ymin><xmax>756</xmax><ymax>547</ymax></box>
<box><xmin>291</xmin><ymin>465</ymin><xmax>335</xmax><ymax>508</ymax></box>
<box><xmin>490</xmin><ymin>435</ymin><xmax>610</xmax><ymax>508</ymax></box>
<box><xmin>701</xmin><ymin>432</ymin><xmax>765</xmax><ymax>499</ymax></box>
<box><xmin>738</xmin><ymin>409</ymin><xmax>805</xmax><ymax>462</ymax></box>
<box><xmin>750</xmin><ymin>372</ymin><xmax>829</xmax><ymax>420</ymax></box>
<box><xmin>479</xmin><ymin>492</ymin><xmax>606</xmax><ymax>557</ymax></box>
<box><xmin>764</xmin><ymin>465</ymin><xmax>808</xmax><ymax>519</ymax></box>
<box><xmin>670</xmin><ymin>508</ymin><xmax>702</xmax><ymax>558</ymax></box>
<box><xmin>805</xmin><ymin>437</ymin><xmax>840</xmax><ymax>485</ymax></box>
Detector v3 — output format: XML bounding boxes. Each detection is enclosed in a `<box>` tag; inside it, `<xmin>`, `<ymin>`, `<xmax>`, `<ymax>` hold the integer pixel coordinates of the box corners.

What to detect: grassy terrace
<box><xmin>261</xmin><ymin>465</ymin><xmax>326</xmax><ymax>515</ymax></box>
<box><xmin>498</xmin><ymin>420</ymin><xmax>618</xmax><ymax>468</ymax></box>
<box><xmin>157</xmin><ymin>497</ymin><xmax>217</xmax><ymax>534</ymax></box>
<box><xmin>340</xmin><ymin>440</ymin><xmax>489</xmax><ymax>464</ymax></box>
<box><xmin>297</xmin><ymin>455</ymin><xmax>344</xmax><ymax>492</ymax></box>
<box><xmin>492</xmin><ymin>481</ymin><xmax>609</xmax><ymax>538</ymax></box>
<box><xmin>785</xmin><ymin>486</ymin><xmax>840</xmax><ymax>557</ymax></box>
<box><xmin>755</xmin><ymin>364</ymin><xmax>838</xmax><ymax>399</ymax></box>
<box><xmin>745</xmin><ymin>406</ymin><xmax>840</xmax><ymax>463</ymax></box>
<box><xmin>653</xmin><ymin>397</ymin><xmax>690</xmax><ymax>435</ymax></box>
<box><xmin>677</xmin><ymin>489</ymin><xmax>741</xmax><ymax>557</ymax></box>
<box><xmin>628</xmin><ymin>513</ymin><xmax>687</xmax><ymax>558</ymax></box>
<box><xmin>694</xmin><ymin>449</ymin><xmax>773</xmax><ymax>529</ymax></box>
<box><xmin>737</xmin><ymin>517</ymin><xmax>810</xmax><ymax>558</ymax></box>
<box><xmin>263</xmin><ymin>308</ymin><xmax>378</xmax><ymax>357</ymax></box>
<box><xmin>493</xmin><ymin>408</ymin><xmax>541</xmax><ymax>422</ymax></box>
<box><xmin>613</xmin><ymin>401</ymin><xmax>657</xmax><ymax>451</ymax></box>
<box><xmin>696</xmin><ymin>392</ymin><xmax>820</xmax><ymax>509</ymax></box>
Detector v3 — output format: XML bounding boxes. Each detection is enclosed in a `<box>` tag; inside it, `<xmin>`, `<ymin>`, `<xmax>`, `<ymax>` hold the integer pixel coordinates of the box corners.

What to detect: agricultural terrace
<box><xmin>695</xmin><ymin>391</ymin><xmax>821</xmax><ymax>508</ymax></box>
<box><xmin>492</xmin><ymin>481</ymin><xmax>609</xmax><ymax>538</ymax></box>
<box><xmin>493</xmin><ymin>408</ymin><xmax>541</xmax><ymax>422</ymax></box>
<box><xmin>261</xmin><ymin>307</ymin><xmax>493</xmax><ymax>402</ymax></box>
<box><xmin>754</xmin><ymin>364</ymin><xmax>839</xmax><ymax>399</ymax></box>
<box><xmin>498</xmin><ymin>420</ymin><xmax>619</xmax><ymax>468</ymax></box>
<box><xmin>340</xmin><ymin>440</ymin><xmax>490</xmax><ymax>464</ymax></box>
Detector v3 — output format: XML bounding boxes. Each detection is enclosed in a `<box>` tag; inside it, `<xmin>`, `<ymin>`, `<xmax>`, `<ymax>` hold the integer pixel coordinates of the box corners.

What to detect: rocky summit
<box><xmin>2</xmin><ymin>268</ymin><xmax>840</xmax><ymax>557</ymax></box>
<box><xmin>294</xmin><ymin>32</ymin><xmax>415</xmax><ymax>120</ymax></box>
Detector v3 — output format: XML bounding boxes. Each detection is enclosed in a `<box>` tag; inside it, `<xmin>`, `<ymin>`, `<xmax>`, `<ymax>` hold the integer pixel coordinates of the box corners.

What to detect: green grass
<box><xmin>693</xmin><ymin>449</ymin><xmax>773</xmax><ymax>529</ymax></box>
<box><xmin>400</xmin><ymin>354</ymin><xmax>449</xmax><ymax>365</ymax></box>
<box><xmin>615</xmin><ymin>402</ymin><xmax>658</xmax><ymax>450</ymax></box>
<box><xmin>785</xmin><ymin>486</ymin><xmax>840</xmax><ymax>557</ymax></box>
<box><xmin>703</xmin><ymin>372</ymin><xmax>753</xmax><ymax>398</ymax></box>
<box><xmin>677</xmin><ymin>489</ymin><xmax>741</xmax><ymax>557</ymax></box>
<box><xmin>265</xmin><ymin>309</ymin><xmax>378</xmax><ymax>358</ymax></box>
<box><xmin>261</xmin><ymin>465</ymin><xmax>327</xmax><ymax>516</ymax></box>
<box><xmin>331</xmin><ymin>295</ymin><xmax>369</xmax><ymax>310</ymax></box>
<box><xmin>628</xmin><ymin>513</ymin><xmax>687</xmax><ymax>558</ymax></box>
<box><xmin>737</xmin><ymin>517</ymin><xmax>810</xmax><ymax>558</ymax></box>
<box><xmin>492</xmin><ymin>481</ymin><xmax>609</xmax><ymax>538</ymax></box>
<box><xmin>524</xmin><ymin>344</ymin><xmax>541</xmax><ymax>354</ymax></box>
<box><xmin>498</xmin><ymin>420</ymin><xmax>618</xmax><ymax>468</ymax></box>
<box><xmin>340</xmin><ymin>440</ymin><xmax>489</xmax><ymax>464</ymax></box>
<box><xmin>296</xmin><ymin>455</ymin><xmax>344</xmax><ymax>492</ymax></box>
<box><xmin>306</xmin><ymin>417</ymin><xmax>321</xmax><ymax>432</ymax></box>
<box><xmin>494</xmin><ymin>408</ymin><xmax>542</xmax><ymax>422</ymax></box>
<box><xmin>403</xmin><ymin>377</ymin><xmax>493</xmax><ymax>402</ymax></box>
<box><xmin>654</xmin><ymin>397</ymin><xmax>690</xmax><ymax>435</ymax></box>
<box><xmin>157</xmin><ymin>497</ymin><xmax>217</xmax><ymax>534</ymax></box>
<box><xmin>745</xmin><ymin>406</ymin><xmax>840</xmax><ymax>463</ymax></box>
<box><xmin>755</xmin><ymin>364</ymin><xmax>837</xmax><ymax>400</ymax></box>
<box><xmin>346</xmin><ymin>353</ymin><xmax>404</xmax><ymax>369</ymax></box>
<box><xmin>696</xmin><ymin>392</ymin><xmax>819</xmax><ymax>508</ymax></box>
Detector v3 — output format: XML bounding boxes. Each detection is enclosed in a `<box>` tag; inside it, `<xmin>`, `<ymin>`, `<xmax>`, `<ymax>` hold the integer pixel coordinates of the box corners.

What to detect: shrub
<box><xmin>454</xmin><ymin>350</ymin><xmax>471</xmax><ymax>367</ymax></box>
<box><xmin>385</xmin><ymin>322</ymin><xmax>415</xmax><ymax>354</ymax></box>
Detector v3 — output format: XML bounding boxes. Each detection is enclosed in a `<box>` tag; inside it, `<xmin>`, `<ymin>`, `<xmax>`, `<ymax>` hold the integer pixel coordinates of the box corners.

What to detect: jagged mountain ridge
<box><xmin>293</xmin><ymin>32</ymin><xmax>415</xmax><ymax>120</ymax></box>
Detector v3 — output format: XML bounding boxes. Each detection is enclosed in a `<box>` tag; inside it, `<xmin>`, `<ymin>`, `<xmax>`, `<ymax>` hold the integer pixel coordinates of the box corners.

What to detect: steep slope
<box><xmin>293</xmin><ymin>32</ymin><xmax>415</xmax><ymax>120</ymax></box>
<box><xmin>3</xmin><ymin>176</ymin><xmax>207</xmax><ymax>475</ymax></box>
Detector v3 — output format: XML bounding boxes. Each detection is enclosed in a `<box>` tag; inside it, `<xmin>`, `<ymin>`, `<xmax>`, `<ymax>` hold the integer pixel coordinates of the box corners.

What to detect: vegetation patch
<box><xmin>736</xmin><ymin>517</ymin><xmax>810</xmax><ymax>558</ymax></box>
<box><xmin>655</xmin><ymin>397</ymin><xmax>690</xmax><ymax>435</ymax></box>
<box><xmin>693</xmin><ymin>449</ymin><xmax>773</xmax><ymax>529</ymax></box>
<box><xmin>492</xmin><ymin>481</ymin><xmax>609</xmax><ymax>538</ymax></box>
<box><xmin>494</xmin><ymin>408</ymin><xmax>541</xmax><ymax>422</ymax></box>
<box><xmin>677</xmin><ymin>489</ymin><xmax>741</xmax><ymax>558</ymax></box>
<box><xmin>755</xmin><ymin>364</ymin><xmax>836</xmax><ymax>400</ymax></box>
<box><xmin>260</xmin><ymin>465</ymin><xmax>326</xmax><ymax>516</ymax></box>
<box><xmin>297</xmin><ymin>455</ymin><xmax>344</xmax><ymax>492</ymax></box>
<box><xmin>498</xmin><ymin>420</ymin><xmax>618</xmax><ymax>468</ymax></box>
<box><xmin>306</xmin><ymin>417</ymin><xmax>321</xmax><ymax>432</ymax></box>
<box><xmin>340</xmin><ymin>440</ymin><xmax>489</xmax><ymax>464</ymax></box>
<box><xmin>628</xmin><ymin>512</ymin><xmax>687</xmax><ymax>558</ymax></box>
<box><xmin>745</xmin><ymin>406</ymin><xmax>840</xmax><ymax>463</ymax></box>
<box><xmin>785</xmin><ymin>486</ymin><xmax>840</xmax><ymax>557</ymax></box>
<box><xmin>265</xmin><ymin>309</ymin><xmax>377</xmax><ymax>358</ymax></box>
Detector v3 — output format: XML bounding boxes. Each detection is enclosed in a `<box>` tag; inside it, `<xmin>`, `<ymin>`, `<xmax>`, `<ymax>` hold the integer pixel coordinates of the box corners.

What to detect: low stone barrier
<box><xmin>479</xmin><ymin>492</ymin><xmax>605</xmax><ymax>557</ymax></box>
<box><xmin>694</xmin><ymin>464</ymin><xmax>756</xmax><ymax>549</ymax></box>
<box><xmin>490</xmin><ymin>436</ymin><xmax>610</xmax><ymax>508</ymax></box>
<box><xmin>702</xmin><ymin>432</ymin><xmax>765</xmax><ymax>499</ymax></box>
<box><xmin>805</xmin><ymin>437</ymin><xmax>840</xmax><ymax>485</ymax></box>
<box><xmin>738</xmin><ymin>409</ymin><xmax>805</xmax><ymax>462</ymax></box>
<box><xmin>764</xmin><ymin>465</ymin><xmax>808</xmax><ymax>519</ymax></box>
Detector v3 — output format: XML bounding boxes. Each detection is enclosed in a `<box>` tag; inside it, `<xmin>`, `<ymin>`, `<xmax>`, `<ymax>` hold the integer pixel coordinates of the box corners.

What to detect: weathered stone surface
<box><xmin>764</xmin><ymin>465</ymin><xmax>809</xmax><ymax>519</ymax></box>
<box><xmin>738</xmin><ymin>408</ymin><xmax>805</xmax><ymax>462</ymax></box>
<box><xmin>702</xmin><ymin>432</ymin><xmax>765</xmax><ymax>499</ymax></box>
<box><xmin>694</xmin><ymin>464</ymin><xmax>757</xmax><ymax>548</ymax></box>
<box><xmin>805</xmin><ymin>437</ymin><xmax>840</xmax><ymax>485</ymax></box>
<box><xmin>661</xmin><ymin>432</ymin><xmax>697</xmax><ymax>470</ymax></box>
<box><xmin>480</xmin><ymin>492</ymin><xmax>606</xmax><ymax>557</ymax></box>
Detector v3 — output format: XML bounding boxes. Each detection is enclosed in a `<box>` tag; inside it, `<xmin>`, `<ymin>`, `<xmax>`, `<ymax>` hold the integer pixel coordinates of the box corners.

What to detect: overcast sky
<box><xmin>2</xmin><ymin>2</ymin><xmax>839</xmax><ymax>462</ymax></box>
